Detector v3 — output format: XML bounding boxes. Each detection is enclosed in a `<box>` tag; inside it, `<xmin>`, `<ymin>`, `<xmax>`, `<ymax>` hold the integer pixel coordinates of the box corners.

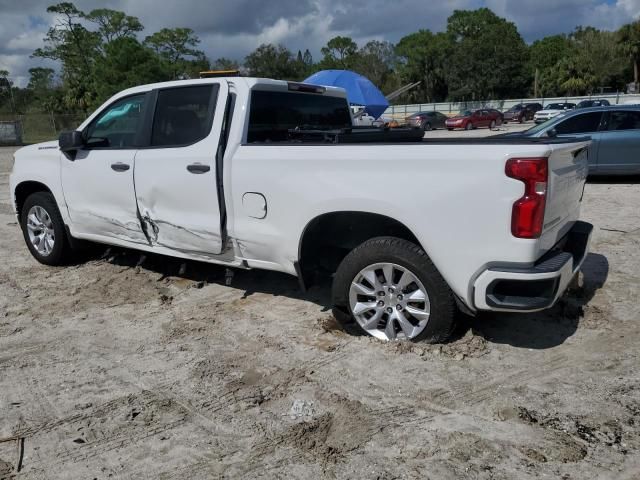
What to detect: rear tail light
<box><xmin>505</xmin><ymin>157</ymin><xmax>548</xmax><ymax>239</ymax></box>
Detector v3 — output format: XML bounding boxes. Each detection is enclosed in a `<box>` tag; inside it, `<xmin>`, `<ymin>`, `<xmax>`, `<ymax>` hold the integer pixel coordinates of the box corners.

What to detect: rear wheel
<box><xmin>332</xmin><ymin>237</ymin><xmax>457</xmax><ymax>343</ymax></box>
<box><xmin>20</xmin><ymin>192</ymin><xmax>73</xmax><ymax>265</ymax></box>
<box><xmin>447</xmin><ymin>128</ymin><xmax>454</xmax><ymax>131</ymax></box>
<box><xmin>423</xmin><ymin>122</ymin><xmax>432</xmax><ymax>131</ymax></box>
<box><xmin>465</xmin><ymin>122</ymin><xmax>473</xmax><ymax>130</ymax></box>
<box><xmin>489</xmin><ymin>120</ymin><xmax>496</xmax><ymax>130</ymax></box>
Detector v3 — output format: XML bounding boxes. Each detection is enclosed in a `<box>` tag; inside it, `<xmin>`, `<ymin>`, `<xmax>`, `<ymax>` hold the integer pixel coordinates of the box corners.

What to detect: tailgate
<box><xmin>538</xmin><ymin>140</ymin><xmax>590</xmax><ymax>254</ymax></box>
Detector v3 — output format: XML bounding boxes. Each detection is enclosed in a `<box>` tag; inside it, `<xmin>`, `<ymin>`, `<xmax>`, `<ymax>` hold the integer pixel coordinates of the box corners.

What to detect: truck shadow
<box><xmin>92</xmin><ymin>246</ymin><xmax>333</xmax><ymax>309</ymax></box>
<box><xmin>468</xmin><ymin>253</ymin><xmax>609</xmax><ymax>349</ymax></box>
<box><xmin>91</xmin><ymin>247</ymin><xmax>608</xmax><ymax>349</ymax></box>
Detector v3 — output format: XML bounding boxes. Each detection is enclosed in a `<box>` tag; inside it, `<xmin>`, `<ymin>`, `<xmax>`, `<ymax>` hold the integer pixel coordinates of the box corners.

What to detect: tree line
<box><xmin>0</xmin><ymin>2</ymin><xmax>639</xmax><ymax>115</ymax></box>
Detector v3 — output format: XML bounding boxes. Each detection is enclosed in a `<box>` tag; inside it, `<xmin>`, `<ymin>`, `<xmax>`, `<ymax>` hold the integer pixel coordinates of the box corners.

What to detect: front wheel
<box><xmin>489</xmin><ymin>120</ymin><xmax>496</xmax><ymax>130</ymax></box>
<box><xmin>332</xmin><ymin>237</ymin><xmax>457</xmax><ymax>343</ymax></box>
<box><xmin>465</xmin><ymin>122</ymin><xmax>473</xmax><ymax>130</ymax></box>
<box><xmin>20</xmin><ymin>192</ymin><xmax>73</xmax><ymax>265</ymax></box>
<box><xmin>423</xmin><ymin>122</ymin><xmax>432</xmax><ymax>131</ymax></box>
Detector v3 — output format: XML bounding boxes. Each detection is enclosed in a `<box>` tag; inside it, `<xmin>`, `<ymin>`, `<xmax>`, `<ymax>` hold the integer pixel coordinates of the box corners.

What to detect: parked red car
<box><xmin>445</xmin><ymin>109</ymin><xmax>503</xmax><ymax>131</ymax></box>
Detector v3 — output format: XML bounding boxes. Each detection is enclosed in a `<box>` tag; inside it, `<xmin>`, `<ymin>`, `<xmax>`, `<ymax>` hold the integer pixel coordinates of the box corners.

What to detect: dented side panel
<box><xmin>134</xmin><ymin>150</ymin><xmax>224</xmax><ymax>253</ymax></box>
<box><xmin>60</xmin><ymin>148</ymin><xmax>148</xmax><ymax>244</ymax></box>
<box><xmin>132</xmin><ymin>81</ymin><xmax>229</xmax><ymax>255</ymax></box>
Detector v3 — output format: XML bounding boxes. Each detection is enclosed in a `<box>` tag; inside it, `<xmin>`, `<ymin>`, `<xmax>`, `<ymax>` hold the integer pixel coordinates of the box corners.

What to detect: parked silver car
<box><xmin>507</xmin><ymin>105</ymin><xmax>640</xmax><ymax>175</ymax></box>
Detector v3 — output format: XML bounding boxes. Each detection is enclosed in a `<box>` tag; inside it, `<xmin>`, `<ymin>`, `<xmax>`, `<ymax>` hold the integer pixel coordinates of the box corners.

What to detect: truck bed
<box><xmin>272</xmin><ymin>126</ymin><xmax>590</xmax><ymax>145</ymax></box>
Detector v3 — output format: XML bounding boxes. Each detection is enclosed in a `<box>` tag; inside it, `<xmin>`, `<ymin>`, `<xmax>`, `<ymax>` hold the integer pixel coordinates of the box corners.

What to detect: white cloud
<box><xmin>1</xmin><ymin>0</ymin><xmax>639</xmax><ymax>86</ymax></box>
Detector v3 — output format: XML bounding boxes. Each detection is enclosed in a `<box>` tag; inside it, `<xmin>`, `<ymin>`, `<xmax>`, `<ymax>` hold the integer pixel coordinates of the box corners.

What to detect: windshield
<box><xmin>508</xmin><ymin>105</ymin><xmax>523</xmax><ymax>111</ymax></box>
<box><xmin>523</xmin><ymin>117</ymin><xmax>558</xmax><ymax>135</ymax></box>
<box><xmin>460</xmin><ymin>110</ymin><xmax>472</xmax><ymax>116</ymax></box>
<box><xmin>545</xmin><ymin>103</ymin><xmax>565</xmax><ymax>110</ymax></box>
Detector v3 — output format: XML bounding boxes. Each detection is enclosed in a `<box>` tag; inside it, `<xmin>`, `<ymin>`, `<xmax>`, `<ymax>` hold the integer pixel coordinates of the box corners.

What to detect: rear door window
<box><xmin>247</xmin><ymin>90</ymin><xmax>352</xmax><ymax>142</ymax></box>
<box><xmin>608</xmin><ymin>111</ymin><xmax>640</xmax><ymax>131</ymax></box>
<box><xmin>555</xmin><ymin>112</ymin><xmax>603</xmax><ymax>134</ymax></box>
<box><xmin>150</xmin><ymin>85</ymin><xmax>218</xmax><ymax>147</ymax></box>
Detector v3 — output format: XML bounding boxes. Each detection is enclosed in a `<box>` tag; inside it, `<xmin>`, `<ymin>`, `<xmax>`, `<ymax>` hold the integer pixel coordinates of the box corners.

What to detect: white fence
<box><xmin>384</xmin><ymin>93</ymin><xmax>640</xmax><ymax>119</ymax></box>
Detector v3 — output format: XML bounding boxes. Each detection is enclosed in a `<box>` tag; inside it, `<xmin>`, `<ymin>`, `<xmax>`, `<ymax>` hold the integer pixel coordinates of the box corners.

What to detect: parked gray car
<box><xmin>405</xmin><ymin>111</ymin><xmax>448</xmax><ymax>131</ymax></box>
<box><xmin>504</xmin><ymin>105</ymin><xmax>640</xmax><ymax>175</ymax></box>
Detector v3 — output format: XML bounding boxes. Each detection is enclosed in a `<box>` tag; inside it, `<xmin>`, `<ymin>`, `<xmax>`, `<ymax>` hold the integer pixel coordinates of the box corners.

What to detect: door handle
<box><xmin>111</xmin><ymin>162</ymin><xmax>130</xmax><ymax>172</ymax></box>
<box><xmin>187</xmin><ymin>163</ymin><xmax>211</xmax><ymax>174</ymax></box>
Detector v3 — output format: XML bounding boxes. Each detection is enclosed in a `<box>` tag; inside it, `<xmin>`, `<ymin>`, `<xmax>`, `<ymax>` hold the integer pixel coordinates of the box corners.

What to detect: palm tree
<box><xmin>619</xmin><ymin>21</ymin><xmax>640</xmax><ymax>90</ymax></box>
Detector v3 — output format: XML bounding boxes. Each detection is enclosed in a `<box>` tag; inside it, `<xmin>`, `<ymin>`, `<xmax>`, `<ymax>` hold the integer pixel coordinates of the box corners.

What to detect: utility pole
<box><xmin>534</xmin><ymin>68</ymin><xmax>539</xmax><ymax>99</ymax></box>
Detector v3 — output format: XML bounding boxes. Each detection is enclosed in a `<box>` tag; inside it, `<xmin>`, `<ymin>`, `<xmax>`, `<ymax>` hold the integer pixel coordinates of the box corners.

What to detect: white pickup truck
<box><xmin>9</xmin><ymin>77</ymin><xmax>593</xmax><ymax>342</ymax></box>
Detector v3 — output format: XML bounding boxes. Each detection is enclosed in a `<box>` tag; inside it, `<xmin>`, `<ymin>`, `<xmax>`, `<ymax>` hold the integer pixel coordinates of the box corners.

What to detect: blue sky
<box><xmin>1</xmin><ymin>0</ymin><xmax>639</xmax><ymax>86</ymax></box>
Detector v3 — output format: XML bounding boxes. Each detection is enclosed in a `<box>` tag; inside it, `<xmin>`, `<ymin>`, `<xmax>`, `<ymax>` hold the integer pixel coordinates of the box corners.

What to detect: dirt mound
<box><xmin>266</xmin><ymin>396</ymin><xmax>376</xmax><ymax>464</ymax></box>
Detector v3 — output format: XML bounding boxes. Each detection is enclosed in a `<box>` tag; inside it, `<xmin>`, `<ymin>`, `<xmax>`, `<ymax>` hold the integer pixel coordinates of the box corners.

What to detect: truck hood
<box><xmin>536</xmin><ymin>109</ymin><xmax>562</xmax><ymax>115</ymax></box>
<box><xmin>15</xmin><ymin>141</ymin><xmax>59</xmax><ymax>158</ymax></box>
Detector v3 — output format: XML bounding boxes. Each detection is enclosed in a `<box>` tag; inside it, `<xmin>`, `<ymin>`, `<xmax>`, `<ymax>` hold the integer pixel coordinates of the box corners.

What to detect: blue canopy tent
<box><xmin>304</xmin><ymin>70</ymin><xmax>389</xmax><ymax>119</ymax></box>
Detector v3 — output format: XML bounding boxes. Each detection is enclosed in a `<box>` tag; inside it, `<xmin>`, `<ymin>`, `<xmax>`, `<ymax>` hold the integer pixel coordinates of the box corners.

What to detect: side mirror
<box><xmin>59</xmin><ymin>130</ymin><xmax>84</xmax><ymax>152</ymax></box>
<box><xmin>547</xmin><ymin>128</ymin><xmax>558</xmax><ymax>138</ymax></box>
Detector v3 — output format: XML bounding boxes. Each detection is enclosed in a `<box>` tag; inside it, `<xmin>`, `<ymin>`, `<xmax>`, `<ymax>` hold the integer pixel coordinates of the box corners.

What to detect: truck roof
<box><xmin>113</xmin><ymin>77</ymin><xmax>348</xmax><ymax>100</ymax></box>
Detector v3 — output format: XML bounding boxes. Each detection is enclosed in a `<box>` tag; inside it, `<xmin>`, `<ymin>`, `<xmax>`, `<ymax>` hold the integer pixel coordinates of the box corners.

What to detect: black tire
<box><xmin>465</xmin><ymin>122</ymin><xmax>473</xmax><ymax>131</ymax></box>
<box><xmin>332</xmin><ymin>237</ymin><xmax>457</xmax><ymax>343</ymax></box>
<box><xmin>489</xmin><ymin>120</ymin><xmax>496</xmax><ymax>130</ymax></box>
<box><xmin>518</xmin><ymin>115</ymin><xmax>524</xmax><ymax>124</ymax></box>
<box><xmin>423</xmin><ymin>122</ymin><xmax>432</xmax><ymax>131</ymax></box>
<box><xmin>20</xmin><ymin>192</ymin><xmax>73</xmax><ymax>265</ymax></box>
<box><xmin>447</xmin><ymin>128</ymin><xmax>454</xmax><ymax>131</ymax></box>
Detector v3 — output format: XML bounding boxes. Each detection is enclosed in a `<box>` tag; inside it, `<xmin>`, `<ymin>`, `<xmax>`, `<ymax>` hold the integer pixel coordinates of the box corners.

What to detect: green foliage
<box><xmin>244</xmin><ymin>44</ymin><xmax>304</xmax><ymax>80</ymax></box>
<box><xmin>352</xmin><ymin>41</ymin><xmax>398</xmax><ymax>92</ymax></box>
<box><xmin>529</xmin><ymin>35</ymin><xmax>572</xmax><ymax>71</ymax></box>
<box><xmin>28</xmin><ymin>2</ymin><xmax>207</xmax><ymax>111</ymax></box>
<box><xmin>143</xmin><ymin>27</ymin><xmax>205</xmax><ymax>79</ymax></box>
<box><xmin>396</xmin><ymin>30</ymin><xmax>451</xmax><ymax>102</ymax></box>
<box><xmin>295</xmin><ymin>49</ymin><xmax>314</xmax><ymax>78</ymax></box>
<box><xmin>8</xmin><ymin>2</ymin><xmax>640</xmax><ymax>117</ymax></box>
<box><xmin>618</xmin><ymin>21</ymin><xmax>640</xmax><ymax>85</ymax></box>
<box><xmin>84</xmin><ymin>8</ymin><xmax>143</xmax><ymax>43</ymax></box>
<box><xmin>92</xmin><ymin>37</ymin><xmax>169</xmax><ymax>108</ymax></box>
<box><xmin>32</xmin><ymin>2</ymin><xmax>101</xmax><ymax>111</ymax></box>
<box><xmin>320</xmin><ymin>36</ymin><xmax>358</xmax><ymax>69</ymax></box>
<box><xmin>211</xmin><ymin>57</ymin><xmax>240</xmax><ymax>71</ymax></box>
<box><xmin>445</xmin><ymin>8</ymin><xmax>530</xmax><ymax>100</ymax></box>
<box><xmin>532</xmin><ymin>27</ymin><xmax>627</xmax><ymax>96</ymax></box>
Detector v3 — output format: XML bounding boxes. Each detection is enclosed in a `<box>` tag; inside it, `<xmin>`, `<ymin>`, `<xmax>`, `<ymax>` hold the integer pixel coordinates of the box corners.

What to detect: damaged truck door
<box><xmin>134</xmin><ymin>83</ymin><xmax>226</xmax><ymax>255</ymax></box>
<box><xmin>60</xmin><ymin>93</ymin><xmax>150</xmax><ymax>244</ymax></box>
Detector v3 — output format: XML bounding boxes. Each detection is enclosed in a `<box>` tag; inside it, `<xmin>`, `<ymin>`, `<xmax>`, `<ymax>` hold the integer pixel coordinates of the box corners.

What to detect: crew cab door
<box><xmin>60</xmin><ymin>93</ymin><xmax>149</xmax><ymax>243</ymax></box>
<box><xmin>134</xmin><ymin>82</ymin><xmax>227</xmax><ymax>255</ymax></box>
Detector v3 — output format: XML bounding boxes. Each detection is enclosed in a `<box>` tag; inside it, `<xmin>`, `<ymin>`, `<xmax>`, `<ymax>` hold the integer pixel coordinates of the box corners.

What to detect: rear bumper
<box><xmin>473</xmin><ymin>221</ymin><xmax>593</xmax><ymax>312</ymax></box>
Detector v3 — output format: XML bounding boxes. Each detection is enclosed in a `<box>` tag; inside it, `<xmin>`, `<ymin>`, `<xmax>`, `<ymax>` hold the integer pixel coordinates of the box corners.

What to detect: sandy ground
<box><xmin>0</xmin><ymin>132</ymin><xmax>639</xmax><ymax>479</ymax></box>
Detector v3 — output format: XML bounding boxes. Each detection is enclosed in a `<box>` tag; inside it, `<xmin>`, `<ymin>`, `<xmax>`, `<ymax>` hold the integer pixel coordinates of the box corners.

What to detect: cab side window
<box><xmin>150</xmin><ymin>85</ymin><xmax>218</xmax><ymax>147</ymax></box>
<box><xmin>85</xmin><ymin>94</ymin><xmax>146</xmax><ymax>149</ymax></box>
<box><xmin>555</xmin><ymin>112</ymin><xmax>603</xmax><ymax>134</ymax></box>
<box><xmin>608</xmin><ymin>111</ymin><xmax>640</xmax><ymax>131</ymax></box>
